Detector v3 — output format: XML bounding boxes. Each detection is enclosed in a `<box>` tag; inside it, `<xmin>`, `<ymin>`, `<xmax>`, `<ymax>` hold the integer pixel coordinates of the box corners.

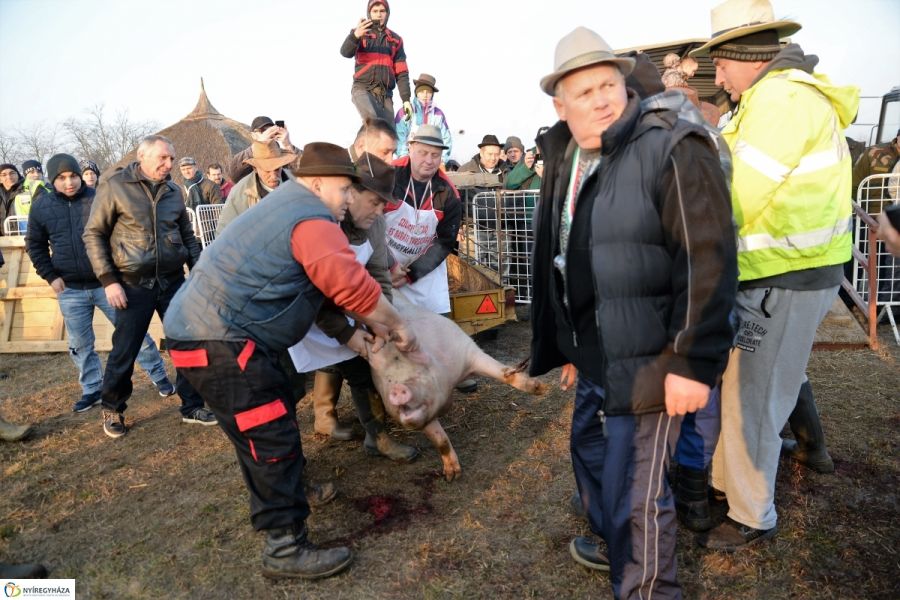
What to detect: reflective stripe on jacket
<box><xmin>723</xmin><ymin>68</ymin><xmax>859</xmax><ymax>281</ymax></box>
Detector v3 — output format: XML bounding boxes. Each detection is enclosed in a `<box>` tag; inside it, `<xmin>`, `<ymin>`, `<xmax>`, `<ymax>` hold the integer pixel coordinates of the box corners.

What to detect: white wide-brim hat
<box><xmin>540</xmin><ymin>27</ymin><xmax>635</xmax><ymax>96</ymax></box>
<box><xmin>690</xmin><ymin>0</ymin><xmax>801</xmax><ymax>57</ymax></box>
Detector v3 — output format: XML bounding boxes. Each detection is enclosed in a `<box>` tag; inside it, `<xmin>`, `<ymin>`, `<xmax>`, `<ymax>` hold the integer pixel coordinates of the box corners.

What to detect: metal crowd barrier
<box><xmin>457</xmin><ymin>190</ymin><xmax>538</xmax><ymax>303</ymax></box>
<box><xmin>2</xmin><ymin>216</ymin><xmax>28</xmax><ymax>236</ymax></box>
<box><xmin>852</xmin><ymin>173</ymin><xmax>899</xmax><ymax>345</ymax></box>
<box><xmin>193</xmin><ymin>203</ymin><xmax>224</xmax><ymax>248</ymax></box>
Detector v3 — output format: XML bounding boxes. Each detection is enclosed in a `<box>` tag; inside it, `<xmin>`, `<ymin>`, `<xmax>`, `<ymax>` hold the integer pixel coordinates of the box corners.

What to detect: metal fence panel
<box><xmin>853</xmin><ymin>173</ymin><xmax>899</xmax><ymax>343</ymax></box>
<box><xmin>459</xmin><ymin>190</ymin><xmax>538</xmax><ymax>303</ymax></box>
<box><xmin>194</xmin><ymin>203</ymin><xmax>224</xmax><ymax>248</ymax></box>
<box><xmin>2</xmin><ymin>216</ymin><xmax>28</xmax><ymax>236</ymax></box>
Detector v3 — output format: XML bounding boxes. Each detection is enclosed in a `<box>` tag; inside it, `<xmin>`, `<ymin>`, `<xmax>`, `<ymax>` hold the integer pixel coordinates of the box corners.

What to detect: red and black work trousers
<box><xmin>168</xmin><ymin>338</ymin><xmax>310</xmax><ymax>531</ymax></box>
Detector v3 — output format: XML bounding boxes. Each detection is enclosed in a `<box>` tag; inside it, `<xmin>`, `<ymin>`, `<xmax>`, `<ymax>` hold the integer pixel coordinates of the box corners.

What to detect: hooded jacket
<box><xmin>723</xmin><ymin>44</ymin><xmax>859</xmax><ymax>284</ymax></box>
<box><xmin>394</xmin><ymin>97</ymin><xmax>453</xmax><ymax>162</ymax></box>
<box><xmin>340</xmin><ymin>0</ymin><xmax>411</xmax><ymax>102</ymax></box>
<box><xmin>83</xmin><ymin>162</ymin><xmax>201</xmax><ymax>290</ymax></box>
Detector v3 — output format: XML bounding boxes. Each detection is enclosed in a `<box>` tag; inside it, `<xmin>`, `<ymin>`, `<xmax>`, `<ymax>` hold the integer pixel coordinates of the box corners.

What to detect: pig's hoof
<box><xmin>442</xmin><ymin>464</ymin><xmax>462</xmax><ymax>482</ymax></box>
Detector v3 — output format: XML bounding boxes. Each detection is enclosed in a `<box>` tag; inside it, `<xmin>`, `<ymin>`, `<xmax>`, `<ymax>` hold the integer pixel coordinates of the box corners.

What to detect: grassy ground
<box><xmin>1</xmin><ymin>321</ymin><xmax>898</xmax><ymax>599</ymax></box>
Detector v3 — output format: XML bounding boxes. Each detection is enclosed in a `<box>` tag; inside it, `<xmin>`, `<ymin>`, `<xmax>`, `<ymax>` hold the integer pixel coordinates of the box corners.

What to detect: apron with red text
<box><xmin>384</xmin><ymin>179</ymin><xmax>451</xmax><ymax>314</ymax></box>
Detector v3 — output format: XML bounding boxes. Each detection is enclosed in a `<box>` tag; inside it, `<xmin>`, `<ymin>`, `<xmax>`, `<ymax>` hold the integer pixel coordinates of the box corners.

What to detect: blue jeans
<box><xmin>674</xmin><ymin>386</ymin><xmax>721</xmax><ymax>470</ymax></box>
<box><xmin>57</xmin><ymin>286</ymin><xmax>168</xmax><ymax>396</ymax></box>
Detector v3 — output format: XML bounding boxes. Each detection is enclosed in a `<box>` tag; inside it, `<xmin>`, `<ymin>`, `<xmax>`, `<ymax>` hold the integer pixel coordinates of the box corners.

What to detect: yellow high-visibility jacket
<box><xmin>723</xmin><ymin>68</ymin><xmax>860</xmax><ymax>282</ymax></box>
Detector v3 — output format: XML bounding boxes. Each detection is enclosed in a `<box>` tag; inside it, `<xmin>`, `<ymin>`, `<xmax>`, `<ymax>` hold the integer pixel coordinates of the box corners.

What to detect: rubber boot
<box><xmin>0</xmin><ymin>417</ymin><xmax>32</xmax><ymax>442</ymax></box>
<box><xmin>311</xmin><ymin>370</ymin><xmax>353</xmax><ymax>441</ymax></box>
<box><xmin>261</xmin><ymin>523</ymin><xmax>352</xmax><ymax>580</ymax></box>
<box><xmin>782</xmin><ymin>381</ymin><xmax>835</xmax><ymax>474</ymax></box>
<box><xmin>674</xmin><ymin>464</ymin><xmax>715</xmax><ymax>532</ymax></box>
<box><xmin>355</xmin><ymin>389</ymin><xmax>419</xmax><ymax>463</ymax></box>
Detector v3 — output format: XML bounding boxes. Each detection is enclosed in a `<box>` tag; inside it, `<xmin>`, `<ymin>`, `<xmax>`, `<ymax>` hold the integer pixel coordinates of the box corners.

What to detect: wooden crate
<box><xmin>0</xmin><ymin>237</ymin><xmax>163</xmax><ymax>354</ymax></box>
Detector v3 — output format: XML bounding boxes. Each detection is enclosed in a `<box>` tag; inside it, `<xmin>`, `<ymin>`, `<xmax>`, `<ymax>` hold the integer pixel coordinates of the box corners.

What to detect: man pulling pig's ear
<box><xmin>162</xmin><ymin>142</ymin><xmax>417</xmax><ymax>581</ymax></box>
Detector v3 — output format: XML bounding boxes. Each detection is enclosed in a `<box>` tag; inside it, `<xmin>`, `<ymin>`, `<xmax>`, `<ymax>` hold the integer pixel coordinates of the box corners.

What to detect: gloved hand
<box><xmin>403</xmin><ymin>101</ymin><xmax>413</xmax><ymax>122</ymax></box>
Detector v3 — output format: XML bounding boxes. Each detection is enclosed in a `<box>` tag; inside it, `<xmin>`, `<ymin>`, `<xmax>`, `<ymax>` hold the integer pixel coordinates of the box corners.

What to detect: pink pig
<box><xmin>365</xmin><ymin>293</ymin><xmax>547</xmax><ymax>481</ymax></box>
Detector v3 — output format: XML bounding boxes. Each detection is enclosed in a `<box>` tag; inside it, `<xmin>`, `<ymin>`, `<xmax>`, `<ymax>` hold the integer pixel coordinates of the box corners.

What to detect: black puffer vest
<box><xmin>531</xmin><ymin>92</ymin><xmax>708</xmax><ymax>415</ymax></box>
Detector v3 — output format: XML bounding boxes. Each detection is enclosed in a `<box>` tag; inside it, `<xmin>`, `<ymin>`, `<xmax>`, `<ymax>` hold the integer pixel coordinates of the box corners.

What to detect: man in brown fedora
<box><xmin>163</xmin><ymin>141</ymin><xmax>419</xmax><ymax>580</ymax></box>
<box><xmin>689</xmin><ymin>0</ymin><xmax>859</xmax><ymax>551</ymax></box>
<box><xmin>459</xmin><ymin>134</ymin><xmax>506</xmax><ymax>181</ymax></box>
<box><xmin>529</xmin><ymin>26</ymin><xmax>736</xmax><ymax>598</ymax></box>
<box><xmin>394</xmin><ymin>73</ymin><xmax>453</xmax><ymax>165</ymax></box>
<box><xmin>216</xmin><ymin>140</ymin><xmax>297</xmax><ymax>234</ymax></box>
<box><xmin>290</xmin><ymin>153</ymin><xmax>418</xmax><ymax>462</ymax></box>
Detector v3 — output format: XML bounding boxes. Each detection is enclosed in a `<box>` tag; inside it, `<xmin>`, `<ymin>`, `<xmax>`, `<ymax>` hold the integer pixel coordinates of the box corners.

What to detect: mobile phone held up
<box><xmin>885</xmin><ymin>203</ymin><xmax>900</xmax><ymax>230</ymax></box>
<box><xmin>275</xmin><ymin>120</ymin><xmax>285</xmax><ymax>129</ymax></box>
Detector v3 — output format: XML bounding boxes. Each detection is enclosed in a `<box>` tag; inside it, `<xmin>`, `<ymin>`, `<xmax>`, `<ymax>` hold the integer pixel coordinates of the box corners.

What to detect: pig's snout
<box><xmin>388</xmin><ymin>383</ymin><xmax>412</xmax><ymax>407</ymax></box>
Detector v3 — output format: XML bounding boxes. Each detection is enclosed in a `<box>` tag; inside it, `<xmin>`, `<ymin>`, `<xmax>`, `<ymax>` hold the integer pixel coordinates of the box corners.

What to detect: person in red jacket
<box><xmin>340</xmin><ymin>1</ymin><xmax>412</xmax><ymax>126</ymax></box>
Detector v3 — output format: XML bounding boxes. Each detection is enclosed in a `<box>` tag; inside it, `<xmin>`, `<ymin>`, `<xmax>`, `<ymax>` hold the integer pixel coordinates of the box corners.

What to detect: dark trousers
<box><xmin>571</xmin><ymin>376</ymin><xmax>682</xmax><ymax>600</ymax></box>
<box><xmin>169</xmin><ymin>339</ymin><xmax>310</xmax><ymax>531</ymax></box>
<box><xmin>674</xmin><ymin>386</ymin><xmax>721</xmax><ymax>470</ymax></box>
<box><xmin>333</xmin><ymin>355</ymin><xmax>381</xmax><ymax>434</ymax></box>
<box><xmin>350</xmin><ymin>83</ymin><xmax>395</xmax><ymax>126</ymax></box>
<box><xmin>100</xmin><ymin>280</ymin><xmax>203</xmax><ymax>416</ymax></box>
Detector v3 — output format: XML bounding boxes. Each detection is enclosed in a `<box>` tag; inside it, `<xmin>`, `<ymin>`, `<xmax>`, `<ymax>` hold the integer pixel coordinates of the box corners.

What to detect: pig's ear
<box><xmin>405</xmin><ymin>350</ymin><xmax>433</xmax><ymax>367</ymax></box>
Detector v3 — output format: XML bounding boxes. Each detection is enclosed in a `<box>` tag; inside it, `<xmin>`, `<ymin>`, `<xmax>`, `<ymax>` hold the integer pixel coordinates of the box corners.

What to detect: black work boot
<box><xmin>674</xmin><ymin>464</ymin><xmax>715</xmax><ymax>532</ymax></box>
<box><xmin>261</xmin><ymin>524</ymin><xmax>353</xmax><ymax>580</ymax></box>
<box><xmin>782</xmin><ymin>381</ymin><xmax>834</xmax><ymax>474</ymax></box>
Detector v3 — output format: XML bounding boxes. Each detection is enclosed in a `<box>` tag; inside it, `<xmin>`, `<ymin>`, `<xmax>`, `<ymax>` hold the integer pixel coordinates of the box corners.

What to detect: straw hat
<box><xmin>540</xmin><ymin>27</ymin><xmax>635</xmax><ymax>96</ymax></box>
<box><xmin>690</xmin><ymin>0</ymin><xmax>801</xmax><ymax>57</ymax></box>
<box><xmin>243</xmin><ymin>141</ymin><xmax>297</xmax><ymax>171</ymax></box>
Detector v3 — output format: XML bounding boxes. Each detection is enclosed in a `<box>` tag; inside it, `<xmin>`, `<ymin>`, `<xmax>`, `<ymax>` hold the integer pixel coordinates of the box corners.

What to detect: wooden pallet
<box><xmin>0</xmin><ymin>237</ymin><xmax>163</xmax><ymax>354</ymax></box>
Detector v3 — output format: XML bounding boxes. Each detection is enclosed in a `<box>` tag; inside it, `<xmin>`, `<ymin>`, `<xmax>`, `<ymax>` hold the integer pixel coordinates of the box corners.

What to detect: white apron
<box><xmin>288</xmin><ymin>240</ymin><xmax>374</xmax><ymax>373</ymax></box>
<box><xmin>384</xmin><ymin>179</ymin><xmax>451</xmax><ymax>314</ymax></box>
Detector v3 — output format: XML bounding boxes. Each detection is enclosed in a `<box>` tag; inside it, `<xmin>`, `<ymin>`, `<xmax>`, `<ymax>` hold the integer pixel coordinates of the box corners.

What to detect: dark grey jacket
<box><xmin>83</xmin><ymin>162</ymin><xmax>201</xmax><ymax>290</ymax></box>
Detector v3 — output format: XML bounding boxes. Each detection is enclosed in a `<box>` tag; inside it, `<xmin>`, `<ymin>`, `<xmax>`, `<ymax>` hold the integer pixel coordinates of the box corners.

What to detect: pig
<box><xmin>365</xmin><ymin>291</ymin><xmax>547</xmax><ymax>481</ymax></box>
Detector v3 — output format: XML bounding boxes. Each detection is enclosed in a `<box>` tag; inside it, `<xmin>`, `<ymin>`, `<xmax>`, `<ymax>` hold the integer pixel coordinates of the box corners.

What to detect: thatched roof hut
<box><xmin>109</xmin><ymin>79</ymin><xmax>251</xmax><ymax>185</ymax></box>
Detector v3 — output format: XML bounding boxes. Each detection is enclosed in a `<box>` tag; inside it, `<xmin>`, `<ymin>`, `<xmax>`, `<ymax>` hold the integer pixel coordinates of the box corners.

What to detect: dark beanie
<box><xmin>708</xmin><ymin>29</ymin><xmax>782</xmax><ymax>62</ymax></box>
<box><xmin>46</xmin><ymin>154</ymin><xmax>82</xmax><ymax>182</ymax></box>
<box><xmin>0</xmin><ymin>163</ymin><xmax>19</xmax><ymax>176</ymax></box>
<box><xmin>22</xmin><ymin>159</ymin><xmax>42</xmax><ymax>173</ymax></box>
<box><xmin>621</xmin><ymin>51</ymin><xmax>665</xmax><ymax>99</ymax></box>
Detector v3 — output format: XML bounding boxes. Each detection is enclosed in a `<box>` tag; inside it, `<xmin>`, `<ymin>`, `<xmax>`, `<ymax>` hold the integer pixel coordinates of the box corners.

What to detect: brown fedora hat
<box><xmin>292</xmin><ymin>142</ymin><xmax>360</xmax><ymax>181</ymax></box>
<box><xmin>356</xmin><ymin>152</ymin><xmax>396</xmax><ymax>203</ymax></box>
<box><xmin>413</xmin><ymin>73</ymin><xmax>439</xmax><ymax>93</ymax></box>
<box><xmin>244</xmin><ymin>141</ymin><xmax>297</xmax><ymax>171</ymax></box>
<box><xmin>540</xmin><ymin>27</ymin><xmax>635</xmax><ymax>96</ymax></box>
<box><xmin>477</xmin><ymin>134</ymin><xmax>503</xmax><ymax>149</ymax></box>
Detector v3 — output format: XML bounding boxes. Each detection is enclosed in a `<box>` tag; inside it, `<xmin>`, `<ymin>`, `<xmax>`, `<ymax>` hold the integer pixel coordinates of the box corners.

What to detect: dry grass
<box><xmin>1</xmin><ymin>322</ymin><xmax>898</xmax><ymax>599</ymax></box>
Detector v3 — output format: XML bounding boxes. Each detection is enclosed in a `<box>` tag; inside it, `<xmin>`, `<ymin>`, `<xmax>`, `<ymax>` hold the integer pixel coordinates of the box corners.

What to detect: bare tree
<box><xmin>64</xmin><ymin>105</ymin><xmax>157</xmax><ymax>170</ymax></box>
<box><xmin>14</xmin><ymin>123</ymin><xmax>62</xmax><ymax>166</ymax></box>
<box><xmin>0</xmin><ymin>131</ymin><xmax>22</xmax><ymax>166</ymax></box>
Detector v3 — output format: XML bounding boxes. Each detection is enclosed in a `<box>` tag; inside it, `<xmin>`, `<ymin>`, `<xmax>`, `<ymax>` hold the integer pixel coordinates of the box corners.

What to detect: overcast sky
<box><xmin>1</xmin><ymin>0</ymin><xmax>898</xmax><ymax>161</ymax></box>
